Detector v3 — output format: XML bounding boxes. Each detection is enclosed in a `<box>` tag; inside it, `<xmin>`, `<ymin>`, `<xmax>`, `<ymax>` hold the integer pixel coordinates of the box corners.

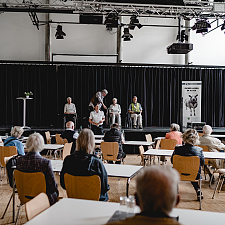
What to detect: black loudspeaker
<box><xmin>79</xmin><ymin>14</ymin><xmax>103</xmax><ymax>24</ymax></box>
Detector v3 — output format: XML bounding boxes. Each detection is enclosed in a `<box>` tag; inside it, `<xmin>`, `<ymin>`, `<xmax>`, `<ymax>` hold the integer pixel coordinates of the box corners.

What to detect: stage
<box><xmin>1</xmin><ymin>126</ymin><xmax>225</xmax><ymax>154</ymax></box>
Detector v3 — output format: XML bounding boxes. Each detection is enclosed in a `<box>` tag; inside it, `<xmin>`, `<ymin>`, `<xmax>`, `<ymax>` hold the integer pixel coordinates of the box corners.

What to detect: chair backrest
<box><xmin>14</xmin><ymin>170</ymin><xmax>46</xmax><ymax>204</ymax></box>
<box><xmin>0</xmin><ymin>146</ymin><xmax>17</xmax><ymax>167</ymax></box>
<box><xmin>139</xmin><ymin>145</ymin><xmax>145</xmax><ymax>165</ymax></box>
<box><xmin>198</xmin><ymin>145</ymin><xmax>209</xmax><ymax>165</ymax></box>
<box><xmin>198</xmin><ymin>133</ymin><xmax>204</xmax><ymax>137</ymax></box>
<box><xmin>45</xmin><ymin>131</ymin><xmax>51</xmax><ymax>144</ymax></box>
<box><xmin>101</xmin><ymin>142</ymin><xmax>119</xmax><ymax>161</ymax></box>
<box><xmin>154</xmin><ymin>139</ymin><xmax>161</xmax><ymax>149</ymax></box>
<box><xmin>145</xmin><ymin>134</ymin><xmax>152</xmax><ymax>142</ymax></box>
<box><xmin>63</xmin><ymin>143</ymin><xmax>73</xmax><ymax>160</ymax></box>
<box><xmin>160</xmin><ymin>139</ymin><xmax>177</xmax><ymax>150</ymax></box>
<box><xmin>64</xmin><ymin>173</ymin><xmax>101</xmax><ymax>201</ymax></box>
<box><xmin>25</xmin><ymin>192</ymin><xmax>50</xmax><ymax>221</ymax></box>
<box><xmin>173</xmin><ymin>155</ymin><xmax>200</xmax><ymax>181</ymax></box>
<box><xmin>55</xmin><ymin>134</ymin><xmax>65</xmax><ymax>145</ymax></box>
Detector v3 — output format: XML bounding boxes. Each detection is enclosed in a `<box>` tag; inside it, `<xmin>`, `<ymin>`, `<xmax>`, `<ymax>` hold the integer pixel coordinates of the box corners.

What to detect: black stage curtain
<box><xmin>0</xmin><ymin>64</ymin><xmax>225</xmax><ymax>128</ymax></box>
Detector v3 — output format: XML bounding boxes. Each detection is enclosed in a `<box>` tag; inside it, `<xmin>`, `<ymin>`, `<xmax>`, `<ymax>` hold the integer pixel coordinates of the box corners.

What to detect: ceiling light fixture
<box><xmin>122</xmin><ymin>27</ymin><xmax>133</xmax><ymax>41</ymax></box>
<box><xmin>55</xmin><ymin>25</ymin><xmax>66</xmax><ymax>39</ymax></box>
<box><xmin>129</xmin><ymin>15</ymin><xmax>143</xmax><ymax>30</ymax></box>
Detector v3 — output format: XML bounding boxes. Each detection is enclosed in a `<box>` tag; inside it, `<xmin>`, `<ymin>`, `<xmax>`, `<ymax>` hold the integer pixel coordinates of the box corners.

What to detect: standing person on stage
<box><xmin>4</xmin><ymin>126</ymin><xmax>25</xmax><ymax>156</ymax></box>
<box><xmin>64</xmin><ymin>97</ymin><xmax>76</xmax><ymax>123</ymax></box>
<box><xmin>89</xmin><ymin>89</ymin><xmax>108</xmax><ymax>112</ymax></box>
<box><xmin>89</xmin><ymin>104</ymin><xmax>105</xmax><ymax>135</ymax></box>
<box><xmin>128</xmin><ymin>96</ymin><xmax>143</xmax><ymax>129</ymax></box>
<box><xmin>108</xmin><ymin>98</ymin><xmax>121</xmax><ymax>127</ymax></box>
<box><xmin>60</xmin><ymin>121</ymin><xmax>79</xmax><ymax>154</ymax></box>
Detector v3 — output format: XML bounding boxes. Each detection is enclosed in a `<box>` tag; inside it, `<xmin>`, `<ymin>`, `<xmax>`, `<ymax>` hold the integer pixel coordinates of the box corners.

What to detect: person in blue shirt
<box><xmin>4</xmin><ymin>126</ymin><xmax>25</xmax><ymax>156</ymax></box>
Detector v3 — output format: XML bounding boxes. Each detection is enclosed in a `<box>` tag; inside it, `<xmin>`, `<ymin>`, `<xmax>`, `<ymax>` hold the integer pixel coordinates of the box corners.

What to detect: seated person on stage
<box><xmin>199</xmin><ymin>125</ymin><xmax>225</xmax><ymax>179</ymax></box>
<box><xmin>103</xmin><ymin>123</ymin><xmax>126</xmax><ymax>164</ymax></box>
<box><xmin>171</xmin><ymin>129</ymin><xmax>205</xmax><ymax>201</ymax></box>
<box><xmin>60</xmin><ymin>128</ymin><xmax>110</xmax><ymax>201</ymax></box>
<box><xmin>64</xmin><ymin>97</ymin><xmax>76</xmax><ymax>123</ymax></box>
<box><xmin>16</xmin><ymin>133</ymin><xmax>59</xmax><ymax>205</ymax></box>
<box><xmin>4</xmin><ymin>126</ymin><xmax>25</xmax><ymax>156</ymax></box>
<box><xmin>165</xmin><ymin>123</ymin><xmax>182</xmax><ymax>145</ymax></box>
<box><xmin>128</xmin><ymin>96</ymin><xmax>143</xmax><ymax>129</ymax></box>
<box><xmin>89</xmin><ymin>89</ymin><xmax>108</xmax><ymax>112</ymax></box>
<box><xmin>89</xmin><ymin>104</ymin><xmax>105</xmax><ymax>135</ymax></box>
<box><xmin>109</xmin><ymin>98</ymin><xmax>121</xmax><ymax>127</ymax></box>
<box><xmin>108</xmin><ymin>166</ymin><xmax>181</xmax><ymax>225</ymax></box>
<box><xmin>60</xmin><ymin>121</ymin><xmax>79</xmax><ymax>154</ymax></box>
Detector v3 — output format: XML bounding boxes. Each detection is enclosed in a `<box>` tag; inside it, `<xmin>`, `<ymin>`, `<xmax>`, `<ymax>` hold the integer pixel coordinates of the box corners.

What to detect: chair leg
<box><xmin>1</xmin><ymin>193</ymin><xmax>13</xmax><ymax>219</ymax></box>
<box><xmin>212</xmin><ymin>174</ymin><xmax>222</xmax><ymax>199</ymax></box>
<box><xmin>15</xmin><ymin>204</ymin><xmax>22</xmax><ymax>225</ymax></box>
<box><xmin>218</xmin><ymin>176</ymin><xmax>224</xmax><ymax>193</ymax></box>
<box><xmin>199</xmin><ymin>179</ymin><xmax>201</xmax><ymax>210</ymax></box>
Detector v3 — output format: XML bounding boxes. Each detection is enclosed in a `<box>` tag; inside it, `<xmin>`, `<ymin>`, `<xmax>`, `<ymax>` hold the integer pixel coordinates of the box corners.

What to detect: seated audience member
<box><xmin>171</xmin><ymin>129</ymin><xmax>204</xmax><ymax>200</ymax></box>
<box><xmin>16</xmin><ymin>133</ymin><xmax>59</xmax><ymax>205</ymax></box>
<box><xmin>60</xmin><ymin>121</ymin><xmax>79</xmax><ymax>154</ymax></box>
<box><xmin>103</xmin><ymin>123</ymin><xmax>126</xmax><ymax>163</ymax></box>
<box><xmin>89</xmin><ymin>104</ymin><xmax>105</xmax><ymax>135</ymax></box>
<box><xmin>165</xmin><ymin>123</ymin><xmax>182</xmax><ymax>145</ymax></box>
<box><xmin>108</xmin><ymin>166</ymin><xmax>181</xmax><ymax>225</ymax></box>
<box><xmin>128</xmin><ymin>96</ymin><xmax>143</xmax><ymax>129</ymax></box>
<box><xmin>109</xmin><ymin>98</ymin><xmax>121</xmax><ymax>127</ymax></box>
<box><xmin>60</xmin><ymin>128</ymin><xmax>110</xmax><ymax>201</ymax></box>
<box><xmin>4</xmin><ymin>126</ymin><xmax>25</xmax><ymax>156</ymax></box>
<box><xmin>199</xmin><ymin>125</ymin><xmax>225</xmax><ymax>179</ymax></box>
<box><xmin>64</xmin><ymin>97</ymin><xmax>76</xmax><ymax>123</ymax></box>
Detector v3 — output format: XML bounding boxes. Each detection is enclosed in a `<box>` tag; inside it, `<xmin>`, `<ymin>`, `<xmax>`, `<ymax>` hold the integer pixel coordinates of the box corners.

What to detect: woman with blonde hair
<box><xmin>60</xmin><ymin>128</ymin><xmax>110</xmax><ymax>201</ymax></box>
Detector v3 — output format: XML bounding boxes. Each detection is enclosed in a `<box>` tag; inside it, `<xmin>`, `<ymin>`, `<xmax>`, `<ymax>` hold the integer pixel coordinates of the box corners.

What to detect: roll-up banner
<box><xmin>182</xmin><ymin>81</ymin><xmax>202</xmax><ymax>127</ymax></box>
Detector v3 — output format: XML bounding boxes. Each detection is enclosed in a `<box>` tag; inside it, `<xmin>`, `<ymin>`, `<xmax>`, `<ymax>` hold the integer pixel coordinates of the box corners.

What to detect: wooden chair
<box><xmin>100</xmin><ymin>142</ymin><xmax>122</xmax><ymax>163</ymax></box>
<box><xmin>55</xmin><ymin>134</ymin><xmax>65</xmax><ymax>145</ymax></box>
<box><xmin>160</xmin><ymin>139</ymin><xmax>177</xmax><ymax>150</ymax></box>
<box><xmin>45</xmin><ymin>131</ymin><xmax>51</xmax><ymax>144</ymax></box>
<box><xmin>173</xmin><ymin>155</ymin><xmax>202</xmax><ymax>210</ymax></box>
<box><xmin>14</xmin><ymin>170</ymin><xmax>46</xmax><ymax>224</ymax></box>
<box><xmin>212</xmin><ymin>169</ymin><xmax>225</xmax><ymax>199</ymax></box>
<box><xmin>63</xmin><ymin>143</ymin><xmax>73</xmax><ymax>160</ymax></box>
<box><xmin>198</xmin><ymin>133</ymin><xmax>204</xmax><ymax>137</ymax></box>
<box><xmin>139</xmin><ymin>145</ymin><xmax>148</xmax><ymax>166</ymax></box>
<box><xmin>64</xmin><ymin>173</ymin><xmax>101</xmax><ymax>201</ymax></box>
<box><xmin>0</xmin><ymin>146</ymin><xmax>17</xmax><ymax>181</ymax></box>
<box><xmin>25</xmin><ymin>193</ymin><xmax>50</xmax><ymax>221</ymax></box>
<box><xmin>145</xmin><ymin>134</ymin><xmax>153</xmax><ymax>150</ymax></box>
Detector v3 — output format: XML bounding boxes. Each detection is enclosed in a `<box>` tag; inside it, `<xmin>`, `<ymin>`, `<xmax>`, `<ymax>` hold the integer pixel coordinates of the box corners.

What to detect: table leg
<box><xmin>126</xmin><ymin>178</ymin><xmax>131</xmax><ymax>197</ymax></box>
<box><xmin>13</xmin><ymin>173</ymin><xmax>15</xmax><ymax>222</ymax></box>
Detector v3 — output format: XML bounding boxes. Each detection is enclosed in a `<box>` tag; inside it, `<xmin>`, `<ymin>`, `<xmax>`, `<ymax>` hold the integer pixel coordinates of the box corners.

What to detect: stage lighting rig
<box><xmin>177</xmin><ymin>30</ymin><xmax>188</xmax><ymax>43</ymax></box>
<box><xmin>55</xmin><ymin>25</ymin><xmax>66</xmax><ymax>39</ymax></box>
<box><xmin>129</xmin><ymin>15</ymin><xmax>143</xmax><ymax>30</ymax></box>
<box><xmin>104</xmin><ymin>13</ymin><xmax>120</xmax><ymax>28</ymax></box>
<box><xmin>191</xmin><ymin>18</ymin><xmax>211</xmax><ymax>33</ymax></box>
<box><xmin>122</xmin><ymin>27</ymin><xmax>133</xmax><ymax>41</ymax></box>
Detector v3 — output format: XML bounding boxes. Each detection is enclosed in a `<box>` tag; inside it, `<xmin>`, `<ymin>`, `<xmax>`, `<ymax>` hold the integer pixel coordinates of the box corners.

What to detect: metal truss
<box><xmin>0</xmin><ymin>0</ymin><xmax>225</xmax><ymax>19</ymax></box>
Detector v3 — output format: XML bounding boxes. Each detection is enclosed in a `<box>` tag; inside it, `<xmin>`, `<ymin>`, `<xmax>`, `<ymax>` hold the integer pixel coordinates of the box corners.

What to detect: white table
<box><xmin>51</xmin><ymin>160</ymin><xmax>142</xmax><ymax>197</ymax></box>
<box><xmin>94</xmin><ymin>135</ymin><xmax>104</xmax><ymax>139</ymax></box>
<box><xmin>143</xmin><ymin>149</ymin><xmax>225</xmax><ymax>160</ymax></box>
<box><xmin>94</xmin><ymin>140</ymin><xmax>154</xmax><ymax>146</ymax></box>
<box><xmin>211</xmin><ymin>134</ymin><xmax>225</xmax><ymax>138</ymax></box>
<box><xmin>25</xmin><ymin>198</ymin><xmax>225</xmax><ymax>225</ymax></box>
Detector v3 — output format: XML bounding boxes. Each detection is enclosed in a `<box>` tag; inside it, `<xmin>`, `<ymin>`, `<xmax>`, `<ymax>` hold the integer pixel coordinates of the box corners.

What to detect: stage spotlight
<box><xmin>191</xmin><ymin>18</ymin><xmax>211</xmax><ymax>33</ymax></box>
<box><xmin>129</xmin><ymin>15</ymin><xmax>143</xmax><ymax>30</ymax></box>
<box><xmin>104</xmin><ymin>13</ymin><xmax>120</xmax><ymax>28</ymax></box>
<box><xmin>55</xmin><ymin>25</ymin><xmax>66</xmax><ymax>39</ymax></box>
<box><xmin>122</xmin><ymin>28</ymin><xmax>133</xmax><ymax>41</ymax></box>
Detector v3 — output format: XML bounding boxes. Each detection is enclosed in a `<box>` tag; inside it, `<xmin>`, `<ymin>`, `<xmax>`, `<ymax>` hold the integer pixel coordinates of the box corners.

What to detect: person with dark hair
<box><xmin>89</xmin><ymin>104</ymin><xmax>105</xmax><ymax>135</ymax></box>
<box><xmin>128</xmin><ymin>96</ymin><xmax>143</xmax><ymax>129</ymax></box>
<box><xmin>171</xmin><ymin>128</ymin><xmax>205</xmax><ymax>201</ymax></box>
<box><xmin>60</xmin><ymin>128</ymin><xmax>110</xmax><ymax>201</ymax></box>
<box><xmin>60</xmin><ymin>121</ymin><xmax>79</xmax><ymax>154</ymax></box>
<box><xmin>165</xmin><ymin>123</ymin><xmax>182</xmax><ymax>145</ymax></box>
<box><xmin>104</xmin><ymin>123</ymin><xmax>126</xmax><ymax>163</ymax></box>
<box><xmin>108</xmin><ymin>166</ymin><xmax>181</xmax><ymax>225</ymax></box>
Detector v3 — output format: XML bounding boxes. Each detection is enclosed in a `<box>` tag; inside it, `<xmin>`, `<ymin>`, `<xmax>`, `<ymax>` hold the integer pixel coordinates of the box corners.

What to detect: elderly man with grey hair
<box><xmin>108</xmin><ymin>166</ymin><xmax>181</xmax><ymax>225</ymax></box>
<box><xmin>89</xmin><ymin>89</ymin><xmax>108</xmax><ymax>111</ymax></box>
<box><xmin>16</xmin><ymin>133</ymin><xmax>59</xmax><ymax>205</ymax></box>
<box><xmin>199</xmin><ymin>125</ymin><xmax>225</xmax><ymax>178</ymax></box>
<box><xmin>171</xmin><ymin>129</ymin><xmax>205</xmax><ymax>200</ymax></box>
<box><xmin>108</xmin><ymin>98</ymin><xmax>121</xmax><ymax>127</ymax></box>
<box><xmin>4</xmin><ymin>126</ymin><xmax>25</xmax><ymax>156</ymax></box>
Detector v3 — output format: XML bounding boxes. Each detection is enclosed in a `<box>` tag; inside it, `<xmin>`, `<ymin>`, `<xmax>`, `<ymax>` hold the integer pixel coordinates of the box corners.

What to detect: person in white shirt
<box><xmin>89</xmin><ymin>104</ymin><xmax>105</xmax><ymax>135</ymax></box>
<box><xmin>109</xmin><ymin>98</ymin><xmax>121</xmax><ymax>127</ymax></box>
<box><xmin>64</xmin><ymin>97</ymin><xmax>76</xmax><ymax>123</ymax></box>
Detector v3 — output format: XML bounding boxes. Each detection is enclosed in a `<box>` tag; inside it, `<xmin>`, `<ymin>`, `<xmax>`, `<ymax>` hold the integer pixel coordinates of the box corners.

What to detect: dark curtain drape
<box><xmin>0</xmin><ymin>64</ymin><xmax>225</xmax><ymax>128</ymax></box>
